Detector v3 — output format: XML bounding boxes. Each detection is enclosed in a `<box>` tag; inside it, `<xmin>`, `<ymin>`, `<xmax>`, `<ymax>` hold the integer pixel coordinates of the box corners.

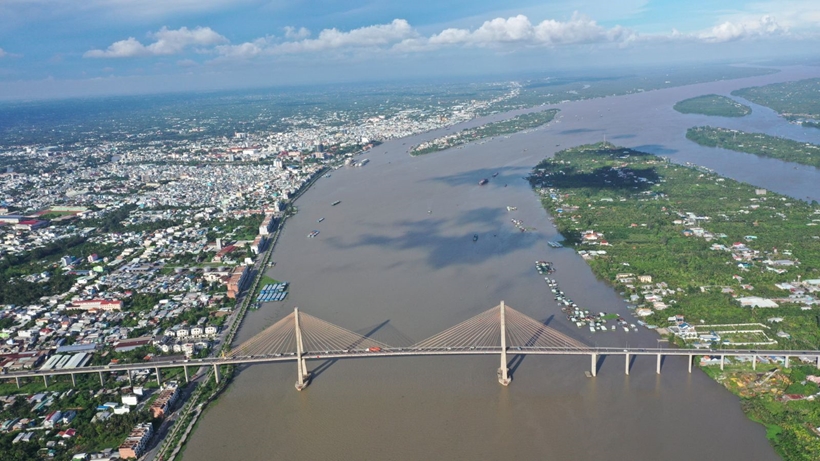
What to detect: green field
<box><xmin>732</xmin><ymin>78</ymin><xmax>820</xmax><ymax>127</ymax></box>
<box><xmin>673</xmin><ymin>94</ymin><xmax>751</xmax><ymax>117</ymax></box>
<box><xmin>687</xmin><ymin>126</ymin><xmax>820</xmax><ymax>169</ymax></box>
<box><xmin>409</xmin><ymin>110</ymin><xmax>558</xmax><ymax>156</ymax></box>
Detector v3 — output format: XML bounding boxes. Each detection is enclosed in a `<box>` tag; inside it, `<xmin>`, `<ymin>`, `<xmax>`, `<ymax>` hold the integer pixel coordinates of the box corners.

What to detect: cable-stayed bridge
<box><xmin>4</xmin><ymin>302</ymin><xmax>820</xmax><ymax>391</ymax></box>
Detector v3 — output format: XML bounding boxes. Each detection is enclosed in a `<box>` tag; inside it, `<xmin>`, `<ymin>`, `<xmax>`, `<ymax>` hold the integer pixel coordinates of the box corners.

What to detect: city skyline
<box><xmin>1</xmin><ymin>0</ymin><xmax>819</xmax><ymax>100</ymax></box>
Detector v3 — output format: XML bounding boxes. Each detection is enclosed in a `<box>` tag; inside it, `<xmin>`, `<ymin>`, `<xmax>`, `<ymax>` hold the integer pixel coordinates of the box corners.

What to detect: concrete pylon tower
<box><xmin>294</xmin><ymin>307</ymin><xmax>310</xmax><ymax>391</ymax></box>
<box><xmin>498</xmin><ymin>301</ymin><xmax>511</xmax><ymax>386</ymax></box>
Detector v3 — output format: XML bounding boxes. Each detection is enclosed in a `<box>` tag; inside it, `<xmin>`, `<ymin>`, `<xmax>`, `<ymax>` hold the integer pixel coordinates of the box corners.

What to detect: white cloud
<box><xmin>82</xmin><ymin>12</ymin><xmax>800</xmax><ymax>63</ymax></box>
<box><xmin>427</xmin><ymin>13</ymin><xmax>634</xmax><ymax>48</ymax></box>
<box><xmin>0</xmin><ymin>47</ymin><xmax>7</xmax><ymax>57</ymax></box>
<box><xmin>272</xmin><ymin>19</ymin><xmax>417</xmax><ymax>54</ymax></box>
<box><xmin>85</xmin><ymin>26</ymin><xmax>228</xmax><ymax>58</ymax></box>
<box><xmin>284</xmin><ymin>26</ymin><xmax>310</xmax><ymax>40</ymax></box>
<box><xmin>215</xmin><ymin>38</ymin><xmax>269</xmax><ymax>59</ymax></box>
<box><xmin>696</xmin><ymin>15</ymin><xmax>785</xmax><ymax>43</ymax></box>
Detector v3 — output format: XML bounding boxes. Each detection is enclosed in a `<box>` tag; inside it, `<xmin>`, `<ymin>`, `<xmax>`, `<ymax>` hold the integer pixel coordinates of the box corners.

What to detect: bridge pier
<box><xmin>15</xmin><ymin>376</ymin><xmax>20</xmax><ymax>389</ymax></box>
<box><xmin>656</xmin><ymin>354</ymin><xmax>662</xmax><ymax>374</ymax></box>
<box><xmin>590</xmin><ymin>353</ymin><xmax>597</xmax><ymax>377</ymax></box>
<box><xmin>294</xmin><ymin>308</ymin><xmax>310</xmax><ymax>391</ymax></box>
<box><xmin>70</xmin><ymin>373</ymin><xmax>76</xmax><ymax>387</ymax></box>
<box><xmin>184</xmin><ymin>366</ymin><xmax>189</xmax><ymax>383</ymax></box>
<box><xmin>99</xmin><ymin>371</ymin><xmax>104</xmax><ymax>387</ymax></box>
<box><xmin>127</xmin><ymin>371</ymin><xmax>132</xmax><ymax>386</ymax></box>
<box><xmin>498</xmin><ymin>301</ymin><xmax>511</xmax><ymax>386</ymax></box>
<box><xmin>155</xmin><ymin>367</ymin><xmax>162</xmax><ymax>386</ymax></box>
<box><xmin>625</xmin><ymin>353</ymin><xmax>629</xmax><ymax>375</ymax></box>
<box><xmin>817</xmin><ymin>356</ymin><xmax>820</xmax><ymax>369</ymax></box>
<box><xmin>688</xmin><ymin>354</ymin><xmax>693</xmax><ymax>373</ymax></box>
<box><xmin>720</xmin><ymin>355</ymin><xmax>724</xmax><ymax>371</ymax></box>
<box><xmin>785</xmin><ymin>356</ymin><xmax>790</xmax><ymax>369</ymax></box>
<box><xmin>213</xmin><ymin>364</ymin><xmax>220</xmax><ymax>384</ymax></box>
<box><xmin>753</xmin><ymin>355</ymin><xmax>757</xmax><ymax>371</ymax></box>
<box><xmin>43</xmin><ymin>375</ymin><xmax>48</xmax><ymax>388</ymax></box>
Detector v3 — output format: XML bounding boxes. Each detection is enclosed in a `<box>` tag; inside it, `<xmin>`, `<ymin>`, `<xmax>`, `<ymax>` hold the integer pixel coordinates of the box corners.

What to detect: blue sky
<box><xmin>0</xmin><ymin>0</ymin><xmax>818</xmax><ymax>100</ymax></box>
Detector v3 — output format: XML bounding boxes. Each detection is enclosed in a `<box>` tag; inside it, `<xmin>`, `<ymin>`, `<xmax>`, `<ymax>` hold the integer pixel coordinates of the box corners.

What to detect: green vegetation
<box><xmin>673</xmin><ymin>94</ymin><xmax>751</xmax><ymax>117</ymax></box>
<box><xmin>732</xmin><ymin>78</ymin><xmax>820</xmax><ymax>127</ymax></box>
<box><xmin>0</xmin><ymin>372</ymin><xmax>161</xmax><ymax>460</ymax></box>
<box><xmin>410</xmin><ymin>110</ymin><xmax>558</xmax><ymax>156</ymax></box>
<box><xmin>529</xmin><ymin>143</ymin><xmax>820</xmax><ymax>459</ymax></box>
<box><xmin>687</xmin><ymin>126</ymin><xmax>820</xmax><ymax>169</ymax></box>
<box><xmin>529</xmin><ymin>143</ymin><xmax>820</xmax><ymax>339</ymax></box>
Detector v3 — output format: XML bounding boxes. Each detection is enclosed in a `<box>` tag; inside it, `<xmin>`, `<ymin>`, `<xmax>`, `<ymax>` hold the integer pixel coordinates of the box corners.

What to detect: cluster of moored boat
<box><xmin>546</xmin><ymin>276</ymin><xmax>638</xmax><ymax>334</ymax></box>
<box><xmin>307</xmin><ymin>230</ymin><xmax>320</xmax><ymax>238</ymax></box>
<box><xmin>535</xmin><ymin>260</ymin><xmax>555</xmax><ymax>275</ymax></box>
<box><xmin>511</xmin><ymin>218</ymin><xmax>526</xmax><ymax>232</ymax></box>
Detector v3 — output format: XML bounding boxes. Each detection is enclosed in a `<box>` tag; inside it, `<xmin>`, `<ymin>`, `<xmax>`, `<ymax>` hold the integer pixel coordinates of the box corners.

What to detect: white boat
<box><xmin>623</xmin><ymin>326</ymin><xmax>629</xmax><ymax>332</ymax></box>
<box><xmin>589</xmin><ymin>325</ymin><xmax>595</xmax><ymax>332</ymax></box>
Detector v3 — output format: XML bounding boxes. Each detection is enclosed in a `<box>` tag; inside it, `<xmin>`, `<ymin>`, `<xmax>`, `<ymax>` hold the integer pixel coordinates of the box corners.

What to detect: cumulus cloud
<box><xmin>696</xmin><ymin>15</ymin><xmax>785</xmax><ymax>43</ymax></box>
<box><xmin>81</xmin><ymin>13</ymin><xmax>796</xmax><ymax>63</ymax></box>
<box><xmin>284</xmin><ymin>26</ymin><xmax>310</xmax><ymax>40</ymax></box>
<box><xmin>271</xmin><ymin>19</ymin><xmax>416</xmax><ymax>54</ymax></box>
<box><xmin>215</xmin><ymin>38</ymin><xmax>269</xmax><ymax>59</ymax></box>
<box><xmin>427</xmin><ymin>14</ymin><xmax>634</xmax><ymax>48</ymax></box>
<box><xmin>85</xmin><ymin>26</ymin><xmax>227</xmax><ymax>58</ymax></box>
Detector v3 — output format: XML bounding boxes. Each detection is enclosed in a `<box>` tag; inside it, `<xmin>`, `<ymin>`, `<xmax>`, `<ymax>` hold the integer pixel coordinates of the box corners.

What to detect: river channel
<box><xmin>183</xmin><ymin>66</ymin><xmax>820</xmax><ymax>461</ymax></box>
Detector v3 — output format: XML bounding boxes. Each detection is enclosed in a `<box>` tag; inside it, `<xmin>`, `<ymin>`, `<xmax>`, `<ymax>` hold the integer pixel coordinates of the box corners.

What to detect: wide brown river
<box><xmin>183</xmin><ymin>66</ymin><xmax>820</xmax><ymax>460</ymax></box>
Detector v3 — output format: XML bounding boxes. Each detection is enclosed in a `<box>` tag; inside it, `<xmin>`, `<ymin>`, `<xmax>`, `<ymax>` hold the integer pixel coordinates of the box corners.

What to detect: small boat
<box><xmin>317</xmin><ymin>217</ymin><xmax>325</xmax><ymax>223</ymax></box>
<box><xmin>331</xmin><ymin>200</ymin><xmax>341</xmax><ymax>206</ymax></box>
<box><xmin>492</xmin><ymin>172</ymin><xmax>499</xmax><ymax>178</ymax></box>
<box><xmin>478</xmin><ymin>179</ymin><xmax>489</xmax><ymax>186</ymax></box>
<box><xmin>589</xmin><ymin>325</ymin><xmax>596</xmax><ymax>332</ymax></box>
<box><xmin>473</xmin><ymin>234</ymin><xmax>479</xmax><ymax>242</ymax></box>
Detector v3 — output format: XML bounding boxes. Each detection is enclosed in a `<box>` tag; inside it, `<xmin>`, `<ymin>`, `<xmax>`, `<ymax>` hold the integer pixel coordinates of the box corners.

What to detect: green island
<box><xmin>732</xmin><ymin>78</ymin><xmax>820</xmax><ymax>128</ymax></box>
<box><xmin>687</xmin><ymin>126</ymin><xmax>820</xmax><ymax>169</ymax></box>
<box><xmin>673</xmin><ymin>94</ymin><xmax>751</xmax><ymax>117</ymax></box>
<box><xmin>529</xmin><ymin>143</ymin><xmax>820</xmax><ymax>460</ymax></box>
<box><xmin>409</xmin><ymin>109</ymin><xmax>558</xmax><ymax>156</ymax></box>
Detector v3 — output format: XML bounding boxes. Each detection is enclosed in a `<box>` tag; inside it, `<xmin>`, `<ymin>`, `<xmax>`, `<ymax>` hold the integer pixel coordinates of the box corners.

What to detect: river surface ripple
<box><xmin>183</xmin><ymin>66</ymin><xmax>820</xmax><ymax>461</ymax></box>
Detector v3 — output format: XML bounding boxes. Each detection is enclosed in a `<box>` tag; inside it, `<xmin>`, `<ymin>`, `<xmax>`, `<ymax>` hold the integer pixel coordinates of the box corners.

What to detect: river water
<box><xmin>183</xmin><ymin>66</ymin><xmax>820</xmax><ymax>461</ymax></box>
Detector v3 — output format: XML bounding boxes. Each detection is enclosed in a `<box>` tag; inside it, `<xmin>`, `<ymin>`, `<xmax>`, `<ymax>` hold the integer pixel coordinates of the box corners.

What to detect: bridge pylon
<box><xmin>294</xmin><ymin>307</ymin><xmax>311</xmax><ymax>391</ymax></box>
<box><xmin>498</xmin><ymin>301</ymin><xmax>511</xmax><ymax>386</ymax></box>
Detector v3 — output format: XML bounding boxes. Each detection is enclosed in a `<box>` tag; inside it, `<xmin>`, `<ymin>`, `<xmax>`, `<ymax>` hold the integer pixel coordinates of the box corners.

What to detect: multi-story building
<box><xmin>118</xmin><ymin>423</ymin><xmax>153</xmax><ymax>459</ymax></box>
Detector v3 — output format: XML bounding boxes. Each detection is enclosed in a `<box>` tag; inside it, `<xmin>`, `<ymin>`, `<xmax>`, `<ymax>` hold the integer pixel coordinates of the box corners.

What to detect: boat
<box><xmin>473</xmin><ymin>234</ymin><xmax>479</xmax><ymax>242</ymax></box>
<box><xmin>478</xmin><ymin>178</ymin><xmax>489</xmax><ymax>186</ymax></box>
<box><xmin>317</xmin><ymin>217</ymin><xmax>325</xmax><ymax>223</ymax></box>
<box><xmin>331</xmin><ymin>200</ymin><xmax>341</xmax><ymax>206</ymax></box>
<box><xmin>492</xmin><ymin>172</ymin><xmax>499</xmax><ymax>178</ymax></box>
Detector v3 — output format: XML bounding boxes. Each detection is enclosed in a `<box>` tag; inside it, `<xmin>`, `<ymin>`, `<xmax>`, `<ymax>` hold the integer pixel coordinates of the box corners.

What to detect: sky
<box><xmin>0</xmin><ymin>0</ymin><xmax>818</xmax><ymax>100</ymax></box>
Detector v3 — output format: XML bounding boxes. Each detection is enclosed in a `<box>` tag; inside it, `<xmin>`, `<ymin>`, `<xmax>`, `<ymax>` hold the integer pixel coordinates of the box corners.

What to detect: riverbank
<box><xmin>687</xmin><ymin>126</ymin><xmax>820</xmax><ymax>170</ymax></box>
<box><xmin>409</xmin><ymin>109</ymin><xmax>558</xmax><ymax>155</ymax></box>
<box><xmin>529</xmin><ymin>142</ymin><xmax>820</xmax><ymax>460</ymax></box>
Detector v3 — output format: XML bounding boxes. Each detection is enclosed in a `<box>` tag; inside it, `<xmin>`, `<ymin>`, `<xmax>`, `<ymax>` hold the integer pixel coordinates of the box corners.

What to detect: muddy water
<box><xmin>183</xmin><ymin>66</ymin><xmax>820</xmax><ymax>461</ymax></box>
